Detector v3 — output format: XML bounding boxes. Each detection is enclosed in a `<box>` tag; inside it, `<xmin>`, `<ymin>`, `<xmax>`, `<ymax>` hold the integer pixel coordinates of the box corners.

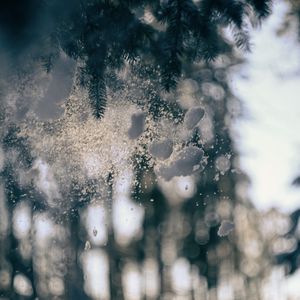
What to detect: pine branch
<box><xmin>234</xmin><ymin>28</ymin><xmax>251</xmax><ymax>51</ymax></box>
<box><xmin>248</xmin><ymin>0</ymin><xmax>272</xmax><ymax>19</ymax></box>
<box><xmin>159</xmin><ymin>0</ymin><xmax>185</xmax><ymax>90</ymax></box>
<box><xmin>88</xmin><ymin>76</ymin><xmax>107</xmax><ymax>119</ymax></box>
<box><xmin>40</xmin><ymin>34</ymin><xmax>60</xmax><ymax>73</ymax></box>
<box><xmin>25</xmin><ymin>0</ymin><xmax>274</xmax><ymax>118</ymax></box>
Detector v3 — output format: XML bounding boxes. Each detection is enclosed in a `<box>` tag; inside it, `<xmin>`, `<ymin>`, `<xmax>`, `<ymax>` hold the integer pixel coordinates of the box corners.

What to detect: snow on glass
<box><xmin>13</xmin><ymin>63</ymin><xmax>209</xmax><ymax>208</ymax></box>
<box><xmin>0</xmin><ymin>55</ymin><xmax>233</xmax><ymax>299</ymax></box>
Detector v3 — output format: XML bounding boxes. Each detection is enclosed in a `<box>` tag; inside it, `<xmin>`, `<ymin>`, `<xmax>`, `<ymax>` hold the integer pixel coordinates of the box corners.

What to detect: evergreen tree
<box><xmin>0</xmin><ymin>0</ymin><xmax>272</xmax><ymax>117</ymax></box>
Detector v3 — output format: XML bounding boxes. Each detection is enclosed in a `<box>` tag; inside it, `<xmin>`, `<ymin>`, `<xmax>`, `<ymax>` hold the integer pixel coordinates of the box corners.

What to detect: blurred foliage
<box><xmin>269</xmin><ymin>0</ymin><xmax>300</xmax><ymax>279</ymax></box>
<box><xmin>0</xmin><ymin>59</ymin><xmax>273</xmax><ymax>300</ymax></box>
<box><xmin>0</xmin><ymin>0</ymin><xmax>272</xmax><ymax>118</ymax></box>
<box><xmin>2</xmin><ymin>0</ymin><xmax>300</xmax><ymax>300</ymax></box>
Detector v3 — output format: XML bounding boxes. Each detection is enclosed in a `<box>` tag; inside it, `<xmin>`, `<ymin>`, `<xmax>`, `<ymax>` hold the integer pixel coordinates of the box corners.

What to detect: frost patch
<box><xmin>215</xmin><ymin>154</ymin><xmax>231</xmax><ymax>175</ymax></box>
<box><xmin>183</xmin><ymin>106</ymin><xmax>205</xmax><ymax>130</ymax></box>
<box><xmin>83</xmin><ymin>154</ymin><xmax>104</xmax><ymax>179</ymax></box>
<box><xmin>149</xmin><ymin>139</ymin><xmax>173</xmax><ymax>160</ymax></box>
<box><xmin>156</xmin><ymin>146</ymin><xmax>205</xmax><ymax>181</ymax></box>
<box><xmin>217</xmin><ymin>220</ymin><xmax>234</xmax><ymax>237</ymax></box>
<box><xmin>31</xmin><ymin>159</ymin><xmax>61</xmax><ymax>207</ymax></box>
<box><xmin>128</xmin><ymin>112</ymin><xmax>146</xmax><ymax>139</ymax></box>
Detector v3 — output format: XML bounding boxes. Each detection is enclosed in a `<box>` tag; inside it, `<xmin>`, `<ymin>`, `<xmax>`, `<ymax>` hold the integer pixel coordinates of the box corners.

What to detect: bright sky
<box><xmin>231</xmin><ymin>0</ymin><xmax>300</xmax><ymax>213</ymax></box>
